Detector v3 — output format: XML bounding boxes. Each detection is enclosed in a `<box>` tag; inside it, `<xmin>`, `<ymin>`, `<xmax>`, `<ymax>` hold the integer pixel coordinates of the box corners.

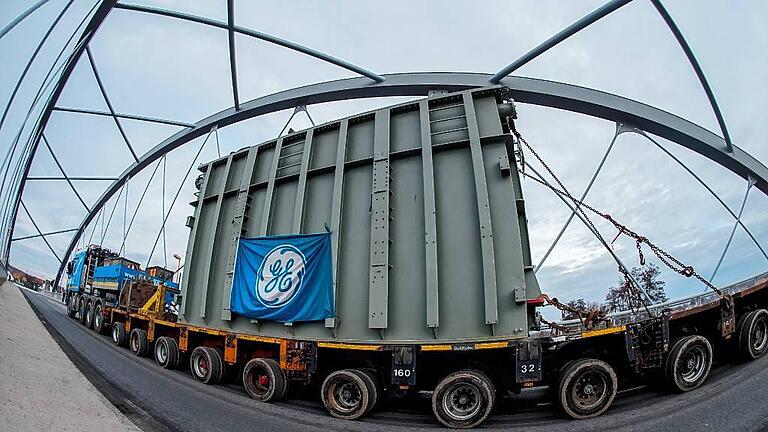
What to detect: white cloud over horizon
<box><xmin>1</xmin><ymin>0</ymin><xmax>766</xmax><ymax>318</ymax></box>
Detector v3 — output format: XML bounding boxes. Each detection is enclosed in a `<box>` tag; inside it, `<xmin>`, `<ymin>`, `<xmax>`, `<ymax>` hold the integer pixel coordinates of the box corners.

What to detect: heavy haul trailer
<box><xmin>65</xmin><ymin>244</ymin><xmax>179</xmax><ymax>335</ymax></box>
<box><xmin>84</xmin><ymin>87</ymin><xmax>767</xmax><ymax>429</ymax></box>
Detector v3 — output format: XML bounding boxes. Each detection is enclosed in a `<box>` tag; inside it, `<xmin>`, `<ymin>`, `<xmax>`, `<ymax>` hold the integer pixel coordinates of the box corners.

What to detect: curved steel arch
<box><xmin>1</xmin><ymin>0</ymin><xmax>762</xmax><ymax>293</ymax></box>
<box><xmin>43</xmin><ymin>71</ymin><xmax>768</xmax><ymax>287</ymax></box>
<box><xmin>1</xmin><ymin>0</ymin><xmax>387</xmax><ymax>265</ymax></box>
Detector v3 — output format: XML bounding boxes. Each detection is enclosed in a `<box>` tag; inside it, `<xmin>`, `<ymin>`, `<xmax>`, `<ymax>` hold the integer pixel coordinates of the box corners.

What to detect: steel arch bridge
<box><xmin>1</xmin><ymin>0</ymin><xmax>766</xmax><ymax>295</ymax></box>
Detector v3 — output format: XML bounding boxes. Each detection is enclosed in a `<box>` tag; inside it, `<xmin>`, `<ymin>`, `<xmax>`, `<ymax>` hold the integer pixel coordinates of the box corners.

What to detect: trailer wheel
<box><xmin>78</xmin><ymin>298</ymin><xmax>87</xmax><ymax>325</ymax></box>
<box><xmin>351</xmin><ymin>369</ymin><xmax>380</xmax><ymax>414</ymax></box>
<box><xmin>557</xmin><ymin>359</ymin><xmax>617</xmax><ymax>420</ymax></box>
<box><xmin>129</xmin><ymin>328</ymin><xmax>149</xmax><ymax>357</ymax></box>
<box><xmin>321</xmin><ymin>369</ymin><xmax>372</xmax><ymax>420</ymax></box>
<box><xmin>92</xmin><ymin>302</ymin><xmax>106</xmax><ymax>334</ymax></box>
<box><xmin>738</xmin><ymin>309</ymin><xmax>768</xmax><ymax>360</ymax></box>
<box><xmin>189</xmin><ymin>346</ymin><xmax>224</xmax><ymax>385</ymax></box>
<box><xmin>242</xmin><ymin>358</ymin><xmax>287</xmax><ymax>402</ymax></box>
<box><xmin>431</xmin><ymin>369</ymin><xmax>495</xmax><ymax>428</ymax></box>
<box><xmin>154</xmin><ymin>337</ymin><xmax>180</xmax><ymax>369</ymax></box>
<box><xmin>665</xmin><ymin>335</ymin><xmax>712</xmax><ymax>392</ymax></box>
<box><xmin>112</xmin><ymin>322</ymin><xmax>127</xmax><ymax>347</ymax></box>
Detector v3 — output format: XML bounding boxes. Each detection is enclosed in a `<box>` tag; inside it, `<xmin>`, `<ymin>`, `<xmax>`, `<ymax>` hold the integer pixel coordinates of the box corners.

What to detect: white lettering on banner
<box><xmin>255</xmin><ymin>244</ymin><xmax>306</xmax><ymax>308</ymax></box>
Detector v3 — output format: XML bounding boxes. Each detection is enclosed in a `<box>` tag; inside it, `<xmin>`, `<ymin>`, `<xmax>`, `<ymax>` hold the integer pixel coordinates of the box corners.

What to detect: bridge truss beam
<box><xmin>0</xmin><ymin>1</ymin><xmax>763</xmax><ymax>294</ymax></box>
<box><xmin>37</xmin><ymin>71</ymin><xmax>768</xmax><ymax>288</ymax></box>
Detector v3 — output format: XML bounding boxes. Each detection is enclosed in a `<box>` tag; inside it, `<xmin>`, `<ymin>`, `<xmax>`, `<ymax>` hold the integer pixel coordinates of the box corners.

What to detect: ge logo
<box><xmin>255</xmin><ymin>244</ymin><xmax>306</xmax><ymax>308</ymax></box>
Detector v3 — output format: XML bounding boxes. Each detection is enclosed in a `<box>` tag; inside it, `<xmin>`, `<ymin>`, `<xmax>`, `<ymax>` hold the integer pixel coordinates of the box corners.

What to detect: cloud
<box><xmin>0</xmin><ymin>1</ymin><xmax>765</xmax><ymax>313</ymax></box>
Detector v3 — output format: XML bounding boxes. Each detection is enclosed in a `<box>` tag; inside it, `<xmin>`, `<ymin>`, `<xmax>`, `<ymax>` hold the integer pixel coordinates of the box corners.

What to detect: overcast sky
<box><xmin>1</xmin><ymin>0</ymin><xmax>767</xmax><ymax>313</ymax></box>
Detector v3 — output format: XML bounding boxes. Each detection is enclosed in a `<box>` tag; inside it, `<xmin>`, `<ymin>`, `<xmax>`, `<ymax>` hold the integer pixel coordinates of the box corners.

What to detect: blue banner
<box><xmin>230</xmin><ymin>232</ymin><xmax>333</xmax><ymax>322</ymax></box>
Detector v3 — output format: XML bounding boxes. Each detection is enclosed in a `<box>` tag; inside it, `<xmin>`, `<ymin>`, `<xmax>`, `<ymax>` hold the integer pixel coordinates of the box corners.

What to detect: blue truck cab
<box><xmin>66</xmin><ymin>250</ymin><xmax>88</xmax><ymax>294</ymax></box>
<box><xmin>65</xmin><ymin>244</ymin><xmax>179</xmax><ymax>325</ymax></box>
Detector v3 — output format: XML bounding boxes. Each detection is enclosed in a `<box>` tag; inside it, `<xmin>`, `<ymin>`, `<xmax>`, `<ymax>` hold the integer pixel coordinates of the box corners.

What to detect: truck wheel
<box><xmin>84</xmin><ymin>301</ymin><xmax>94</xmax><ymax>329</ymax></box>
<box><xmin>129</xmin><ymin>328</ymin><xmax>149</xmax><ymax>357</ymax></box>
<box><xmin>665</xmin><ymin>335</ymin><xmax>712</xmax><ymax>392</ymax></box>
<box><xmin>154</xmin><ymin>337</ymin><xmax>180</xmax><ymax>369</ymax></box>
<box><xmin>351</xmin><ymin>369</ymin><xmax>380</xmax><ymax>414</ymax></box>
<box><xmin>738</xmin><ymin>309</ymin><xmax>768</xmax><ymax>360</ymax></box>
<box><xmin>78</xmin><ymin>298</ymin><xmax>87</xmax><ymax>325</ymax></box>
<box><xmin>431</xmin><ymin>369</ymin><xmax>495</xmax><ymax>428</ymax></box>
<box><xmin>92</xmin><ymin>303</ymin><xmax>106</xmax><ymax>334</ymax></box>
<box><xmin>242</xmin><ymin>358</ymin><xmax>287</xmax><ymax>402</ymax></box>
<box><xmin>190</xmin><ymin>346</ymin><xmax>224</xmax><ymax>384</ymax></box>
<box><xmin>557</xmin><ymin>359</ymin><xmax>617</xmax><ymax>420</ymax></box>
<box><xmin>112</xmin><ymin>322</ymin><xmax>127</xmax><ymax>347</ymax></box>
<box><xmin>321</xmin><ymin>369</ymin><xmax>372</xmax><ymax>420</ymax></box>
<box><xmin>67</xmin><ymin>296</ymin><xmax>77</xmax><ymax>318</ymax></box>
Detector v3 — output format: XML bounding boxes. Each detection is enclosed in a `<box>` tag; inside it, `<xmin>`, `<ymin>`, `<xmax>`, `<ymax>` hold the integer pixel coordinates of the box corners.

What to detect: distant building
<box><xmin>9</xmin><ymin>267</ymin><xmax>25</xmax><ymax>283</ymax></box>
<box><xmin>8</xmin><ymin>265</ymin><xmax>46</xmax><ymax>290</ymax></box>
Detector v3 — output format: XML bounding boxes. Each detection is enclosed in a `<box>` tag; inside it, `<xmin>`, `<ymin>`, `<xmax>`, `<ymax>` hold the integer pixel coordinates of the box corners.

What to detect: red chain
<box><xmin>514</xmin><ymin>131</ymin><xmax>723</xmax><ymax>298</ymax></box>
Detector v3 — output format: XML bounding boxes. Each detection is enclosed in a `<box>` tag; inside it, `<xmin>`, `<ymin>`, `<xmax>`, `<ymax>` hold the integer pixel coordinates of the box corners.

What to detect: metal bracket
<box><xmin>625</xmin><ymin>315</ymin><xmax>669</xmax><ymax>373</ymax></box>
<box><xmin>616</xmin><ymin>122</ymin><xmax>640</xmax><ymax>136</ymax></box>
<box><xmin>515</xmin><ymin>339</ymin><xmax>542</xmax><ymax>383</ymax></box>
<box><xmin>720</xmin><ymin>295</ymin><xmax>736</xmax><ymax>338</ymax></box>
<box><xmin>499</xmin><ymin>154</ymin><xmax>511</xmax><ymax>177</ymax></box>
<box><xmin>391</xmin><ymin>346</ymin><xmax>417</xmax><ymax>386</ymax></box>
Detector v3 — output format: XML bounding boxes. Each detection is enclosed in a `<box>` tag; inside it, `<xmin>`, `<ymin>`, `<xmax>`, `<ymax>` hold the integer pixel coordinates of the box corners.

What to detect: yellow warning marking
<box><xmin>474</xmin><ymin>341</ymin><xmax>509</xmax><ymax>350</ymax></box>
<box><xmin>581</xmin><ymin>325</ymin><xmax>626</xmax><ymax>338</ymax></box>
<box><xmin>317</xmin><ymin>342</ymin><xmax>382</xmax><ymax>351</ymax></box>
<box><xmin>420</xmin><ymin>344</ymin><xmax>453</xmax><ymax>352</ymax></box>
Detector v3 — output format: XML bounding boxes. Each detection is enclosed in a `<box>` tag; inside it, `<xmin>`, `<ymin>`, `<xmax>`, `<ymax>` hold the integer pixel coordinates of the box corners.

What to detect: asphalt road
<box><xmin>23</xmin><ymin>288</ymin><xmax>768</xmax><ymax>432</ymax></box>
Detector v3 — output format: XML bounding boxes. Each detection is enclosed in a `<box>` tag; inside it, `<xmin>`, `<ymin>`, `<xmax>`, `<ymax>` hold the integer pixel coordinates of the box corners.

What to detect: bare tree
<box><xmin>561</xmin><ymin>298</ymin><xmax>586</xmax><ymax>320</ymax></box>
<box><xmin>605</xmin><ymin>263</ymin><xmax>667</xmax><ymax>313</ymax></box>
<box><xmin>561</xmin><ymin>298</ymin><xmax>606</xmax><ymax>320</ymax></box>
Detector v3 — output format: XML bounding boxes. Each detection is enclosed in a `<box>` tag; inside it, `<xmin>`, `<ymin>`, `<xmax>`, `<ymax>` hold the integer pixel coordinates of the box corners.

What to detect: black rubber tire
<box><xmin>557</xmin><ymin>358</ymin><xmax>617</xmax><ymax>420</ymax></box>
<box><xmin>112</xmin><ymin>322</ymin><xmax>127</xmax><ymax>347</ymax></box>
<box><xmin>67</xmin><ymin>295</ymin><xmax>77</xmax><ymax>318</ymax></box>
<box><xmin>431</xmin><ymin>369</ymin><xmax>495</xmax><ymax>428</ymax></box>
<box><xmin>129</xmin><ymin>328</ymin><xmax>149</xmax><ymax>357</ymax></box>
<box><xmin>78</xmin><ymin>298</ymin><xmax>87</xmax><ymax>325</ymax></box>
<box><xmin>321</xmin><ymin>369</ymin><xmax>371</xmax><ymax>421</ymax></box>
<box><xmin>665</xmin><ymin>335</ymin><xmax>712</xmax><ymax>392</ymax></box>
<box><xmin>242</xmin><ymin>358</ymin><xmax>287</xmax><ymax>402</ymax></box>
<box><xmin>84</xmin><ymin>301</ymin><xmax>95</xmax><ymax>329</ymax></box>
<box><xmin>169</xmin><ymin>338</ymin><xmax>181</xmax><ymax>369</ymax></box>
<box><xmin>154</xmin><ymin>337</ymin><xmax>180</xmax><ymax>369</ymax></box>
<box><xmin>189</xmin><ymin>346</ymin><xmax>224</xmax><ymax>385</ymax></box>
<box><xmin>92</xmin><ymin>302</ymin><xmax>106</xmax><ymax>334</ymax></box>
<box><xmin>738</xmin><ymin>309</ymin><xmax>768</xmax><ymax>361</ymax></box>
<box><xmin>351</xmin><ymin>369</ymin><xmax>380</xmax><ymax>414</ymax></box>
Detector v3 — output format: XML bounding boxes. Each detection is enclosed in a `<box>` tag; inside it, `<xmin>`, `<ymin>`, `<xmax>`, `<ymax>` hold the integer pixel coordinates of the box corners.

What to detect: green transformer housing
<box><xmin>179</xmin><ymin>87</ymin><xmax>541</xmax><ymax>344</ymax></box>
